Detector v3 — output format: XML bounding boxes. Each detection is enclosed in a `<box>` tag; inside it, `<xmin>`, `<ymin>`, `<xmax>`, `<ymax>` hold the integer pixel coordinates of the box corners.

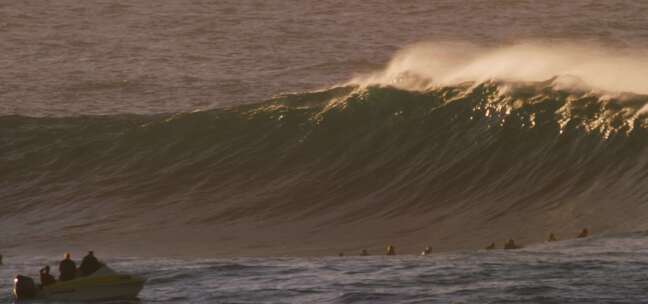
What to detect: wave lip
<box><xmin>349</xmin><ymin>42</ymin><xmax>648</xmax><ymax>95</ymax></box>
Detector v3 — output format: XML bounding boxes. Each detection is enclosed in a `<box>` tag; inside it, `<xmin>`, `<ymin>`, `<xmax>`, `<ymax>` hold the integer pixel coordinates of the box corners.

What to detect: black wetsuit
<box><xmin>58</xmin><ymin>258</ymin><xmax>76</xmax><ymax>281</ymax></box>
<box><xmin>79</xmin><ymin>254</ymin><xmax>101</xmax><ymax>276</ymax></box>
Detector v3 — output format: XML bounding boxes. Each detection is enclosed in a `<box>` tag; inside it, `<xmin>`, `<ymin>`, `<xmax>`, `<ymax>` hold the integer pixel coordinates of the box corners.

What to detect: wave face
<box><xmin>3</xmin><ymin>81</ymin><xmax>648</xmax><ymax>254</ymax></box>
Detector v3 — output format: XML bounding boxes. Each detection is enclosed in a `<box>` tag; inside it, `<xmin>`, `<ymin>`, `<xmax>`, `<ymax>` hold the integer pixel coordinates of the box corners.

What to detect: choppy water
<box><xmin>3</xmin><ymin>233</ymin><xmax>648</xmax><ymax>303</ymax></box>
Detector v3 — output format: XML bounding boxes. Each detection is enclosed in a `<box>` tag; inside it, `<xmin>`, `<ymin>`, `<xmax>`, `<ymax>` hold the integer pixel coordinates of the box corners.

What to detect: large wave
<box><xmin>3</xmin><ymin>78</ymin><xmax>648</xmax><ymax>254</ymax></box>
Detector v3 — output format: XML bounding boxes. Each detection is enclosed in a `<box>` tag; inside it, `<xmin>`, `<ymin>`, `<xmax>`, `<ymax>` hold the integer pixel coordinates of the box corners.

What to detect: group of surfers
<box><xmin>1</xmin><ymin>229</ymin><xmax>595</xmax><ymax>269</ymax></box>
<box><xmin>38</xmin><ymin>251</ymin><xmax>103</xmax><ymax>288</ymax></box>
<box><xmin>485</xmin><ymin>228</ymin><xmax>590</xmax><ymax>250</ymax></box>
<box><xmin>339</xmin><ymin>245</ymin><xmax>432</xmax><ymax>257</ymax></box>
<box><xmin>337</xmin><ymin>228</ymin><xmax>591</xmax><ymax>256</ymax></box>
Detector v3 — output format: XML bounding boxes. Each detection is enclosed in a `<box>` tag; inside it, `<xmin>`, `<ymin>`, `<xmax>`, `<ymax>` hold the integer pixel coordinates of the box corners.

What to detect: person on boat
<box><xmin>577</xmin><ymin>228</ymin><xmax>589</xmax><ymax>238</ymax></box>
<box><xmin>547</xmin><ymin>233</ymin><xmax>558</xmax><ymax>242</ymax></box>
<box><xmin>386</xmin><ymin>245</ymin><xmax>396</xmax><ymax>256</ymax></box>
<box><xmin>485</xmin><ymin>242</ymin><xmax>496</xmax><ymax>250</ymax></box>
<box><xmin>58</xmin><ymin>253</ymin><xmax>77</xmax><ymax>281</ymax></box>
<box><xmin>80</xmin><ymin>251</ymin><xmax>102</xmax><ymax>276</ymax></box>
<box><xmin>360</xmin><ymin>249</ymin><xmax>369</xmax><ymax>256</ymax></box>
<box><xmin>504</xmin><ymin>239</ymin><xmax>520</xmax><ymax>249</ymax></box>
<box><xmin>39</xmin><ymin>266</ymin><xmax>56</xmax><ymax>287</ymax></box>
<box><xmin>421</xmin><ymin>246</ymin><xmax>432</xmax><ymax>256</ymax></box>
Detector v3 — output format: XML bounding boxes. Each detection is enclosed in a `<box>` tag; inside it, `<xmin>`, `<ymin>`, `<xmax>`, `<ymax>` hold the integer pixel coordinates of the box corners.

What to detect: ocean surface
<box><xmin>3</xmin><ymin>0</ymin><xmax>648</xmax><ymax>302</ymax></box>
<box><xmin>3</xmin><ymin>232</ymin><xmax>648</xmax><ymax>303</ymax></box>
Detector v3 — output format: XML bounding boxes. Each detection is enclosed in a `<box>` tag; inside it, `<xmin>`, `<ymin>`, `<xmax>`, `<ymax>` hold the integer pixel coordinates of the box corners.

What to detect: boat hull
<box><xmin>41</xmin><ymin>274</ymin><xmax>145</xmax><ymax>301</ymax></box>
<box><xmin>12</xmin><ymin>266</ymin><xmax>145</xmax><ymax>301</ymax></box>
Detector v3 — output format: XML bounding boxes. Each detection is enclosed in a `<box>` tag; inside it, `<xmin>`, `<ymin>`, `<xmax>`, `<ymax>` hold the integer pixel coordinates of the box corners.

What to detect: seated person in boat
<box><xmin>40</xmin><ymin>266</ymin><xmax>56</xmax><ymax>287</ymax></box>
<box><xmin>80</xmin><ymin>251</ymin><xmax>102</xmax><ymax>276</ymax></box>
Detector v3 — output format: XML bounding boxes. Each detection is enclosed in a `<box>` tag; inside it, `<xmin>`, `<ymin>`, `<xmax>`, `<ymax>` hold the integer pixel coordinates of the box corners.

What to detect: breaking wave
<box><xmin>349</xmin><ymin>42</ymin><xmax>648</xmax><ymax>95</ymax></box>
<box><xmin>3</xmin><ymin>79</ymin><xmax>648</xmax><ymax>242</ymax></box>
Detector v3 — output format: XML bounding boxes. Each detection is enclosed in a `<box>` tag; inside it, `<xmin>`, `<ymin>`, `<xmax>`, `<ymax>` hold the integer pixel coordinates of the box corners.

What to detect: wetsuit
<box><xmin>504</xmin><ymin>240</ymin><xmax>518</xmax><ymax>249</ymax></box>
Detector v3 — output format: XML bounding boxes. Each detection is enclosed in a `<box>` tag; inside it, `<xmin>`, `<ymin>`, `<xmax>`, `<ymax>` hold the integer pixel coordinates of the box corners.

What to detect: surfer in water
<box><xmin>485</xmin><ymin>242</ymin><xmax>496</xmax><ymax>250</ymax></box>
<box><xmin>547</xmin><ymin>233</ymin><xmax>558</xmax><ymax>242</ymax></box>
<box><xmin>504</xmin><ymin>239</ymin><xmax>521</xmax><ymax>250</ymax></box>
<box><xmin>421</xmin><ymin>246</ymin><xmax>432</xmax><ymax>256</ymax></box>
<box><xmin>386</xmin><ymin>245</ymin><xmax>396</xmax><ymax>256</ymax></box>
<box><xmin>360</xmin><ymin>249</ymin><xmax>369</xmax><ymax>256</ymax></box>
<box><xmin>577</xmin><ymin>228</ymin><xmax>590</xmax><ymax>238</ymax></box>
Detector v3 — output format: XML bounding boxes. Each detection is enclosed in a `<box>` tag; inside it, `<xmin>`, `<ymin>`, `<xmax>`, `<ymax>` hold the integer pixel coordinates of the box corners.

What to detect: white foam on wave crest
<box><xmin>349</xmin><ymin>42</ymin><xmax>648</xmax><ymax>95</ymax></box>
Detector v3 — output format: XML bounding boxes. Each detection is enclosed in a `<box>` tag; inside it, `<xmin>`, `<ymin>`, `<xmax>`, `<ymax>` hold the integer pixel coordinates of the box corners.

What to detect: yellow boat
<box><xmin>13</xmin><ymin>266</ymin><xmax>145</xmax><ymax>301</ymax></box>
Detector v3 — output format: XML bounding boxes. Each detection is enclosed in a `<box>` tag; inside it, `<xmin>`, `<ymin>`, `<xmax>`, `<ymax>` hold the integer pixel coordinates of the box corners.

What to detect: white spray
<box><xmin>349</xmin><ymin>42</ymin><xmax>648</xmax><ymax>95</ymax></box>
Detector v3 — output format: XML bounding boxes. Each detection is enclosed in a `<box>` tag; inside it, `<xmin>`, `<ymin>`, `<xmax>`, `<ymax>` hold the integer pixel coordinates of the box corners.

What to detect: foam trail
<box><xmin>350</xmin><ymin>42</ymin><xmax>648</xmax><ymax>94</ymax></box>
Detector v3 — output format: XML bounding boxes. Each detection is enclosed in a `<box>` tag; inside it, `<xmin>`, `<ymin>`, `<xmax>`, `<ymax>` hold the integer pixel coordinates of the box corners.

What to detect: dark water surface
<box><xmin>2</xmin><ymin>233</ymin><xmax>648</xmax><ymax>303</ymax></box>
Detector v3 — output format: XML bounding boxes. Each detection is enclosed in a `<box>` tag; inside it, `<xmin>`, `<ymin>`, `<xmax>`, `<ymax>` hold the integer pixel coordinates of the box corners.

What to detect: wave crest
<box><xmin>349</xmin><ymin>42</ymin><xmax>648</xmax><ymax>95</ymax></box>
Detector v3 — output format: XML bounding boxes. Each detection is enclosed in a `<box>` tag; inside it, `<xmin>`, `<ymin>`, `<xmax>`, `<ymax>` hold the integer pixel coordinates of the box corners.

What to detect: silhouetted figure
<box><xmin>504</xmin><ymin>239</ymin><xmax>521</xmax><ymax>250</ymax></box>
<box><xmin>485</xmin><ymin>242</ymin><xmax>496</xmax><ymax>250</ymax></box>
<box><xmin>421</xmin><ymin>246</ymin><xmax>432</xmax><ymax>256</ymax></box>
<box><xmin>39</xmin><ymin>266</ymin><xmax>56</xmax><ymax>287</ymax></box>
<box><xmin>547</xmin><ymin>233</ymin><xmax>558</xmax><ymax>242</ymax></box>
<box><xmin>58</xmin><ymin>253</ymin><xmax>76</xmax><ymax>281</ymax></box>
<box><xmin>360</xmin><ymin>249</ymin><xmax>369</xmax><ymax>256</ymax></box>
<box><xmin>386</xmin><ymin>245</ymin><xmax>396</xmax><ymax>256</ymax></box>
<box><xmin>577</xmin><ymin>228</ymin><xmax>589</xmax><ymax>238</ymax></box>
<box><xmin>80</xmin><ymin>251</ymin><xmax>101</xmax><ymax>276</ymax></box>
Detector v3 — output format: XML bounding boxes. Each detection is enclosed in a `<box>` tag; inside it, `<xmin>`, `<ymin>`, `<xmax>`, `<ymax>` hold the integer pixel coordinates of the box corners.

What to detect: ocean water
<box><xmin>3</xmin><ymin>0</ymin><xmax>648</xmax><ymax>116</ymax></box>
<box><xmin>3</xmin><ymin>232</ymin><xmax>648</xmax><ymax>303</ymax></box>
<box><xmin>3</xmin><ymin>0</ymin><xmax>648</xmax><ymax>302</ymax></box>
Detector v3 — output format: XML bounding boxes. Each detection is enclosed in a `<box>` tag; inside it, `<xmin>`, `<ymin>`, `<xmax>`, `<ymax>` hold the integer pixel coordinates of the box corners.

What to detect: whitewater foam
<box><xmin>349</xmin><ymin>42</ymin><xmax>648</xmax><ymax>95</ymax></box>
